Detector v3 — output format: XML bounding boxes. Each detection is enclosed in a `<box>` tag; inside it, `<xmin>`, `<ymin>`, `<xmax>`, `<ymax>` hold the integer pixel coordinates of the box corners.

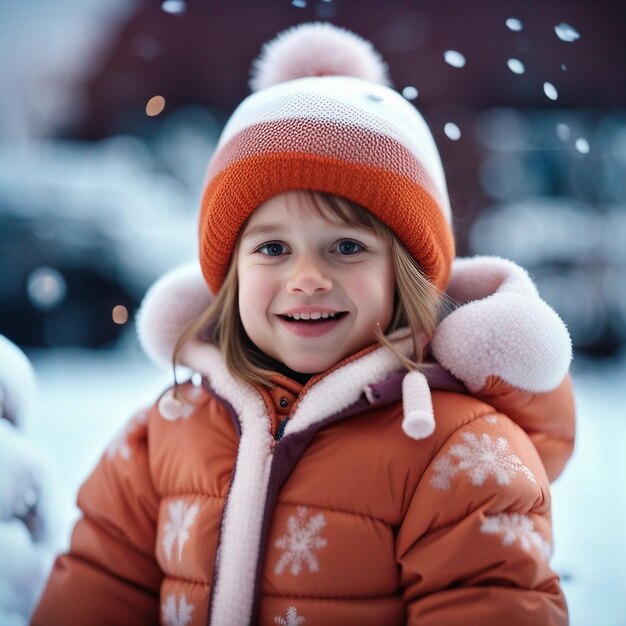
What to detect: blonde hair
<box><xmin>173</xmin><ymin>192</ymin><xmax>448</xmax><ymax>388</ymax></box>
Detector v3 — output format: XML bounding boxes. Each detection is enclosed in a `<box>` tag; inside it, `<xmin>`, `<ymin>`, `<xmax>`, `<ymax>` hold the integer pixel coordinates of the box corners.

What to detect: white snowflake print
<box><xmin>274</xmin><ymin>507</ymin><xmax>327</xmax><ymax>576</ymax></box>
<box><xmin>430</xmin><ymin>431</ymin><xmax>536</xmax><ymax>490</ymax></box>
<box><xmin>481</xmin><ymin>513</ymin><xmax>552</xmax><ymax>561</ymax></box>
<box><xmin>482</xmin><ymin>414</ymin><xmax>498</xmax><ymax>424</ymax></box>
<box><xmin>274</xmin><ymin>606</ymin><xmax>306</xmax><ymax>625</ymax></box>
<box><xmin>106</xmin><ymin>410</ymin><xmax>148</xmax><ymax>461</ymax></box>
<box><xmin>163</xmin><ymin>499</ymin><xmax>200</xmax><ymax>562</ymax></box>
<box><xmin>162</xmin><ymin>593</ymin><xmax>194</xmax><ymax>626</ymax></box>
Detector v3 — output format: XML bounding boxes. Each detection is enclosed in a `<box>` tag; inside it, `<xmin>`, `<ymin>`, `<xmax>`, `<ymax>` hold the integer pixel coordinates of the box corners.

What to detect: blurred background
<box><xmin>1</xmin><ymin>1</ymin><xmax>624</xmax><ymax>624</ymax></box>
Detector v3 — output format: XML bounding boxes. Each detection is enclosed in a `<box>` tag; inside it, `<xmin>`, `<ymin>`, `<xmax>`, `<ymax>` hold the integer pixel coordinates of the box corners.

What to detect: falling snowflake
<box><xmin>106</xmin><ymin>410</ymin><xmax>148</xmax><ymax>461</ymax></box>
<box><xmin>161</xmin><ymin>0</ymin><xmax>186</xmax><ymax>16</ymax></box>
<box><xmin>505</xmin><ymin>17</ymin><xmax>523</xmax><ymax>32</ymax></box>
<box><xmin>430</xmin><ymin>431</ymin><xmax>536</xmax><ymax>490</ymax></box>
<box><xmin>274</xmin><ymin>606</ymin><xmax>306</xmax><ymax>625</ymax></box>
<box><xmin>402</xmin><ymin>86</ymin><xmax>418</xmax><ymax>100</ymax></box>
<box><xmin>162</xmin><ymin>593</ymin><xmax>194</xmax><ymax>626</ymax></box>
<box><xmin>443</xmin><ymin>50</ymin><xmax>466</xmax><ymax>68</ymax></box>
<box><xmin>163</xmin><ymin>499</ymin><xmax>200</xmax><ymax>562</ymax></box>
<box><xmin>274</xmin><ymin>507</ymin><xmax>327</xmax><ymax>575</ymax></box>
<box><xmin>554</xmin><ymin>22</ymin><xmax>580</xmax><ymax>43</ymax></box>
<box><xmin>481</xmin><ymin>513</ymin><xmax>552</xmax><ymax>561</ymax></box>
<box><xmin>543</xmin><ymin>81</ymin><xmax>559</xmax><ymax>101</ymax></box>
<box><xmin>443</xmin><ymin>122</ymin><xmax>461</xmax><ymax>141</ymax></box>
<box><xmin>506</xmin><ymin>58</ymin><xmax>525</xmax><ymax>75</ymax></box>
<box><xmin>575</xmin><ymin>137</ymin><xmax>590</xmax><ymax>154</ymax></box>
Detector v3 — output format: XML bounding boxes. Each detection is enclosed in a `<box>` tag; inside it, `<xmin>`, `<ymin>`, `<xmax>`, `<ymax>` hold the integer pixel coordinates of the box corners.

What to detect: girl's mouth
<box><xmin>276</xmin><ymin>312</ymin><xmax>348</xmax><ymax>338</ymax></box>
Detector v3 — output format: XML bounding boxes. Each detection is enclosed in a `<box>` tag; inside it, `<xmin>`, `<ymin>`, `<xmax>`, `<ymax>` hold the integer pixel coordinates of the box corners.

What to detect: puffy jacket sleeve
<box><xmin>472</xmin><ymin>374</ymin><xmax>575</xmax><ymax>482</ymax></box>
<box><xmin>397</xmin><ymin>411</ymin><xmax>568</xmax><ymax>625</ymax></box>
<box><xmin>31</xmin><ymin>408</ymin><xmax>163</xmax><ymax>626</ymax></box>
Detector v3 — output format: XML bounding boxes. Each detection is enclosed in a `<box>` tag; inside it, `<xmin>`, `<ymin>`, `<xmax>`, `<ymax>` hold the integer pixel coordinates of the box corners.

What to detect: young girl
<box><xmin>32</xmin><ymin>23</ymin><xmax>576</xmax><ymax>626</ymax></box>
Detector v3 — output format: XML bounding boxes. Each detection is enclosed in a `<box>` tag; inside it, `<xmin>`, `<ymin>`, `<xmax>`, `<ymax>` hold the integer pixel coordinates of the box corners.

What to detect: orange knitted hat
<box><xmin>199</xmin><ymin>23</ymin><xmax>455</xmax><ymax>292</ymax></box>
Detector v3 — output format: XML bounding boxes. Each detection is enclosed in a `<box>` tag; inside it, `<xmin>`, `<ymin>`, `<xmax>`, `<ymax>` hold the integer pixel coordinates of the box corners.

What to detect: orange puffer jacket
<box><xmin>32</xmin><ymin>257</ymin><xmax>576</xmax><ymax>626</ymax></box>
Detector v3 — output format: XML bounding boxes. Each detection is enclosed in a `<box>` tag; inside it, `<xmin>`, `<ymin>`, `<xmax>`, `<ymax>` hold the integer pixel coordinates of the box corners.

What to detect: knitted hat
<box><xmin>199</xmin><ymin>22</ymin><xmax>455</xmax><ymax>292</ymax></box>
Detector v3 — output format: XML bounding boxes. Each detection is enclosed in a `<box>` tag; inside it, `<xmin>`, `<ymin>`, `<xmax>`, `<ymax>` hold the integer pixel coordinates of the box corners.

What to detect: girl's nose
<box><xmin>286</xmin><ymin>256</ymin><xmax>333</xmax><ymax>295</ymax></box>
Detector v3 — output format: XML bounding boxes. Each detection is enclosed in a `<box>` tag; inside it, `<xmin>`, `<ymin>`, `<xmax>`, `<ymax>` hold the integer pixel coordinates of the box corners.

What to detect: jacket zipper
<box><xmin>274</xmin><ymin>416</ymin><xmax>289</xmax><ymax>441</ymax></box>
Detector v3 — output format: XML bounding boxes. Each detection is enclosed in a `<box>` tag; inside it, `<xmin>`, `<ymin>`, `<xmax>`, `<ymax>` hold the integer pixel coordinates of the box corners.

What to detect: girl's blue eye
<box><xmin>337</xmin><ymin>240</ymin><xmax>363</xmax><ymax>255</ymax></box>
<box><xmin>258</xmin><ymin>242</ymin><xmax>286</xmax><ymax>257</ymax></box>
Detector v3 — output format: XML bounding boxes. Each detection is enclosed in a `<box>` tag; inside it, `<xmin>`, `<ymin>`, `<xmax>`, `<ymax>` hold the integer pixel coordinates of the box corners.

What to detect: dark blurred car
<box><xmin>0</xmin><ymin>137</ymin><xmax>198</xmax><ymax>348</ymax></box>
<box><xmin>1</xmin><ymin>211</ymin><xmax>136</xmax><ymax>347</ymax></box>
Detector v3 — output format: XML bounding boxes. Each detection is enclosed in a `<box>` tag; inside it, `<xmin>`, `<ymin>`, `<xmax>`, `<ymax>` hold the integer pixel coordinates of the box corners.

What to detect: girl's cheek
<box><xmin>239</xmin><ymin>265</ymin><xmax>278</xmax><ymax>302</ymax></box>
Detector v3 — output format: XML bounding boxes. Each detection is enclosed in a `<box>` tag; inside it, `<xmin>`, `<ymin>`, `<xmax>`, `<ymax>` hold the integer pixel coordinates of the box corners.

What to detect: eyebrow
<box><xmin>240</xmin><ymin>220</ymin><xmax>377</xmax><ymax>243</ymax></box>
<box><xmin>240</xmin><ymin>224</ymin><xmax>286</xmax><ymax>241</ymax></box>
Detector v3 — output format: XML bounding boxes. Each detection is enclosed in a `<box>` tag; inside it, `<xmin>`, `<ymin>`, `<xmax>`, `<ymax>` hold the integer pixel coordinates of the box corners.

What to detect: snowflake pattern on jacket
<box><xmin>162</xmin><ymin>499</ymin><xmax>200</xmax><ymax>562</ymax></box>
<box><xmin>106</xmin><ymin>410</ymin><xmax>148</xmax><ymax>461</ymax></box>
<box><xmin>274</xmin><ymin>507</ymin><xmax>327</xmax><ymax>575</ymax></box>
<box><xmin>162</xmin><ymin>593</ymin><xmax>194</xmax><ymax>626</ymax></box>
<box><xmin>430</xmin><ymin>431</ymin><xmax>536</xmax><ymax>489</ymax></box>
<box><xmin>274</xmin><ymin>606</ymin><xmax>306</xmax><ymax>625</ymax></box>
<box><xmin>481</xmin><ymin>512</ymin><xmax>552</xmax><ymax>561</ymax></box>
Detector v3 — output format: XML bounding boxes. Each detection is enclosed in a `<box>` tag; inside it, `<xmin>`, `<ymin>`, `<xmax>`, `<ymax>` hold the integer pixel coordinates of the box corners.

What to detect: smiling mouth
<box><xmin>276</xmin><ymin>312</ymin><xmax>349</xmax><ymax>338</ymax></box>
<box><xmin>278</xmin><ymin>312</ymin><xmax>348</xmax><ymax>323</ymax></box>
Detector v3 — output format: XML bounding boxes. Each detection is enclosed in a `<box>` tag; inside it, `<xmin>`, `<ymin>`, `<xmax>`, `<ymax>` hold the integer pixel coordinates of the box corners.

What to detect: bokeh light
<box><xmin>112</xmin><ymin>305</ymin><xmax>129</xmax><ymax>325</ymax></box>
<box><xmin>27</xmin><ymin>267</ymin><xmax>67</xmax><ymax>311</ymax></box>
<box><xmin>146</xmin><ymin>95</ymin><xmax>166</xmax><ymax>116</ymax></box>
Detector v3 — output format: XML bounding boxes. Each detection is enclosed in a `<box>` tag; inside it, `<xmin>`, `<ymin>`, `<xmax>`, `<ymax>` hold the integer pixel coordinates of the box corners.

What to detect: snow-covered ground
<box><xmin>22</xmin><ymin>339</ymin><xmax>626</xmax><ymax>625</ymax></box>
<box><xmin>549</xmin><ymin>358</ymin><xmax>626</xmax><ymax>626</ymax></box>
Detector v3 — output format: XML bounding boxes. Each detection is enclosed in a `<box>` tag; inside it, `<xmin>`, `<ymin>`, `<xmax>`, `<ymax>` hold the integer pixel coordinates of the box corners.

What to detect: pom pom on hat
<box><xmin>250</xmin><ymin>22</ymin><xmax>390</xmax><ymax>91</ymax></box>
<box><xmin>158</xmin><ymin>390</ymin><xmax>186</xmax><ymax>421</ymax></box>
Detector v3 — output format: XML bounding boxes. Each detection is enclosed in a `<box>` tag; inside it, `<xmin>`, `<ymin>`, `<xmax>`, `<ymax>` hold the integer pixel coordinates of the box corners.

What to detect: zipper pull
<box><xmin>275</xmin><ymin>416</ymin><xmax>289</xmax><ymax>441</ymax></box>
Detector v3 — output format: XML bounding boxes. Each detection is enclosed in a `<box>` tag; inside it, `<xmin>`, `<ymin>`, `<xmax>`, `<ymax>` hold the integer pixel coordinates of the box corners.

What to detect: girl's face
<box><xmin>236</xmin><ymin>191</ymin><xmax>395</xmax><ymax>374</ymax></box>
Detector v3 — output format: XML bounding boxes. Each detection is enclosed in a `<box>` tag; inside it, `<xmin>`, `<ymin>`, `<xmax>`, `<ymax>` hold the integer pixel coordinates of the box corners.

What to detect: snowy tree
<box><xmin>162</xmin><ymin>500</ymin><xmax>200</xmax><ymax>562</ymax></box>
<box><xmin>430</xmin><ymin>431</ymin><xmax>536</xmax><ymax>490</ymax></box>
<box><xmin>274</xmin><ymin>507</ymin><xmax>327</xmax><ymax>576</ymax></box>
<box><xmin>0</xmin><ymin>335</ymin><xmax>54</xmax><ymax>624</ymax></box>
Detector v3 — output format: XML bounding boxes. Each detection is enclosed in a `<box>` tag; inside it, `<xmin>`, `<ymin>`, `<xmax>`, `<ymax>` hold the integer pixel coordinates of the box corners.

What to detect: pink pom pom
<box><xmin>250</xmin><ymin>22</ymin><xmax>390</xmax><ymax>92</ymax></box>
<box><xmin>158</xmin><ymin>391</ymin><xmax>185</xmax><ymax>421</ymax></box>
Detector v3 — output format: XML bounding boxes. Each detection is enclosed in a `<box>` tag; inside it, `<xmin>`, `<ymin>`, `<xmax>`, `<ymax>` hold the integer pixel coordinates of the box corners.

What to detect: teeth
<box><xmin>285</xmin><ymin>312</ymin><xmax>338</xmax><ymax>320</ymax></box>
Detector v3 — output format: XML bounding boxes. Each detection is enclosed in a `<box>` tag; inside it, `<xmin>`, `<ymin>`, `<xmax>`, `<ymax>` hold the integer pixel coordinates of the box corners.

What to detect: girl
<box><xmin>32</xmin><ymin>23</ymin><xmax>576</xmax><ymax>626</ymax></box>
